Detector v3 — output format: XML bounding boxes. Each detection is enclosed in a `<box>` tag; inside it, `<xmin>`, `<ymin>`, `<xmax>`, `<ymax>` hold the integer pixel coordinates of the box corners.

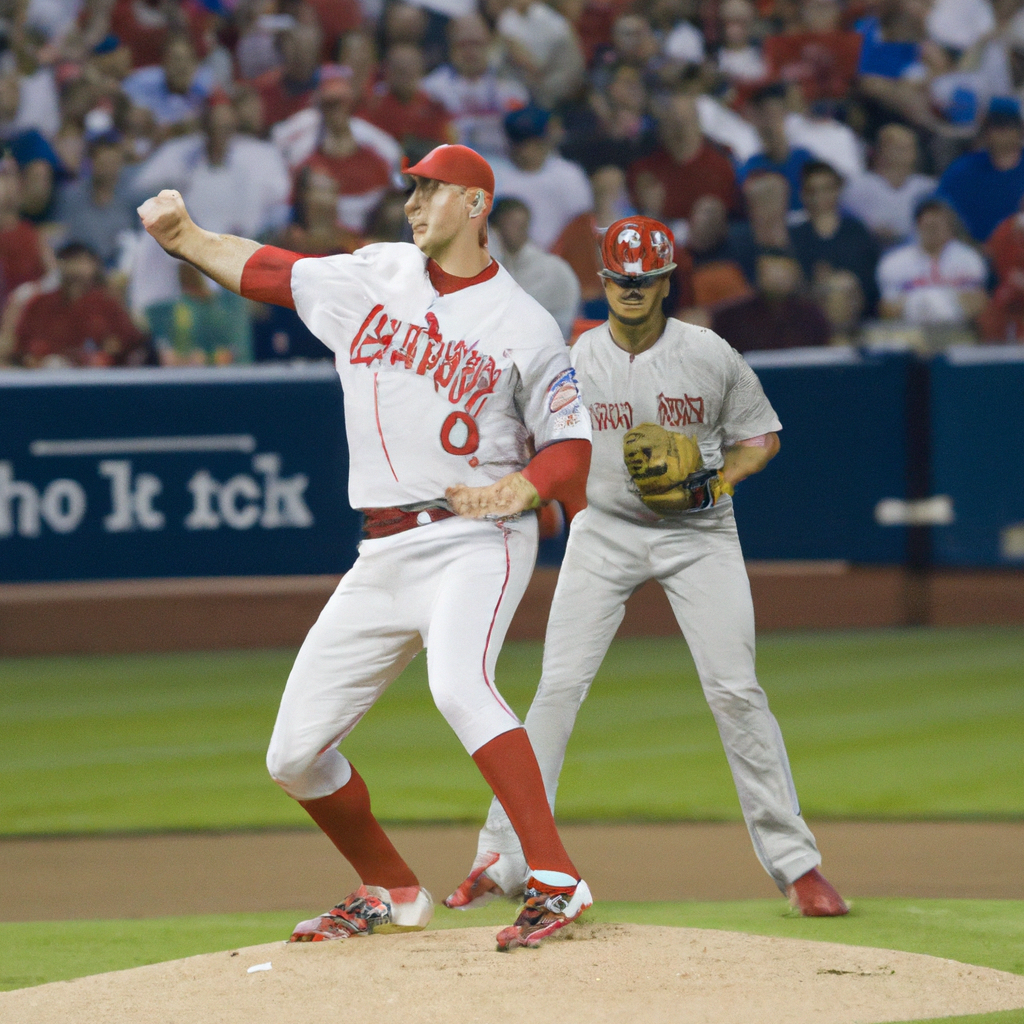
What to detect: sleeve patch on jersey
<box><xmin>548</xmin><ymin>367</ymin><xmax>581</xmax><ymax>413</ymax></box>
<box><xmin>239</xmin><ymin>246</ymin><xmax>303</xmax><ymax>310</ymax></box>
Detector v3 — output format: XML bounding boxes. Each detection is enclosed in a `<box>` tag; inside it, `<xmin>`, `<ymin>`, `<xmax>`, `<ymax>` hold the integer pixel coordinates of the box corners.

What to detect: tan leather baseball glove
<box><xmin>623</xmin><ymin>423</ymin><xmax>736</xmax><ymax>514</ymax></box>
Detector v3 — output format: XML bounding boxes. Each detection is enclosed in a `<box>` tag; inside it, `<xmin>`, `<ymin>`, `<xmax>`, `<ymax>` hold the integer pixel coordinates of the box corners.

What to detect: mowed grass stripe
<box><xmin>1</xmin><ymin>629</ymin><xmax>1022</xmax><ymax>834</ymax></box>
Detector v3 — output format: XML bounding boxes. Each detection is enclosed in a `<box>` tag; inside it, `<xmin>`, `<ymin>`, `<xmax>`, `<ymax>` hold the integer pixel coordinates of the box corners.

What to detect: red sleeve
<box><xmin>521</xmin><ymin>438</ymin><xmax>591</xmax><ymax>522</ymax></box>
<box><xmin>239</xmin><ymin>246</ymin><xmax>304</xmax><ymax>309</ymax></box>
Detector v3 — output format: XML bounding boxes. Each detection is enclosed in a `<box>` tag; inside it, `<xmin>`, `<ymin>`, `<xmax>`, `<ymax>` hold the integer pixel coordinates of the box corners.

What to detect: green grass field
<box><xmin>2</xmin><ymin>629</ymin><xmax>1022</xmax><ymax>834</ymax></box>
<box><xmin>1</xmin><ymin>628</ymin><xmax>1022</xmax><ymax>1023</ymax></box>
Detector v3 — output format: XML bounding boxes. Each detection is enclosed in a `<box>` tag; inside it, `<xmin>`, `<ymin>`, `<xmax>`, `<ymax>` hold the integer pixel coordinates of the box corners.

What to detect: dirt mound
<box><xmin>4</xmin><ymin>923</ymin><xmax>1024</xmax><ymax>1024</ymax></box>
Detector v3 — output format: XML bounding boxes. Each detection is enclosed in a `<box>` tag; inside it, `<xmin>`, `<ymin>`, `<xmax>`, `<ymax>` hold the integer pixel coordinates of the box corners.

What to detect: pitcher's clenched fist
<box><xmin>136</xmin><ymin>190</ymin><xmax>260</xmax><ymax>291</ymax></box>
<box><xmin>137</xmin><ymin>190</ymin><xmax>194</xmax><ymax>257</ymax></box>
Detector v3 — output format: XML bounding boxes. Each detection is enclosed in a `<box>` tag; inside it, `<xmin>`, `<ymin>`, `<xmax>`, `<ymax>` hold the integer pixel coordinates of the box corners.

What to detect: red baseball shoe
<box><xmin>787</xmin><ymin>868</ymin><xmax>849</xmax><ymax>917</ymax></box>
<box><xmin>288</xmin><ymin>884</ymin><xmax>433</xmax><ymax>941</ymax></box>
<box><xmin>496</xmin><ymin>874</ymin><xmax>593</xmax><ymax>951</ymax></box>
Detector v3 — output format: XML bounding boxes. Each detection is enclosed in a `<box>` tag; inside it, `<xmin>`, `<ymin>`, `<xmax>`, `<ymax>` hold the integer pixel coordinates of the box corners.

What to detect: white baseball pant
<box><xmin>478</xmin><ymin>503</ymin><xmax>821</xmax><ymax>890</ymax></box>
<box><xmin>267</xmin><ymin>514</ymin><xmax>537</xmax><ymax>801</ymax></box>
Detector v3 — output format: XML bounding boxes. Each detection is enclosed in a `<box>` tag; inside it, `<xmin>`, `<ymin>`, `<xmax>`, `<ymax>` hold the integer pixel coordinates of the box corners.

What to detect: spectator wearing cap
<box><xmin>877</xmin><ymin>197</ymin><xmax>988</xmax><ymax>327</ymax></box>
<box><xmin>842</xmin><ymin>123</ymin><xmax>936</xmax><ymax>248</ymax></box>
<box><xmin>9</xmin><ymin>242</ymin><xmax>147</xmax><ymax>368</ymax></box>
<box><xmin>253</xmin><ymin>21</ymin><xmax>324</xmax><ymax>129</ymax></box>
<box><xmin>355</xmin><ymin>44</ymin><xmax>456</xmax><ymax>163</ymax></box>
<box><xmin>121</xmin><ymin>33</ymin><xmax>215</xmax><ymax>137</ymax></box>
<box><xmin>420</xmin><ymin>15</ymin><xmax>530</xmax><ymax>159</ymax></box>
<box><xmin>494</xmin><ymin>0</ymin><xmax>586</xmax><ymax>109</ymax></box>
<box><xmin>626</xmin><ymin>92</ymin><xmax>739</xmax><ymax>228</ymax></box>
<box><xmin>54</xmin><ymin>132</ymin><xmax>136</xmax><ymax>268</ymax></box>
<box><xmin>489</xmin><ymin>105</ymin><xmax>601</xmax><ymax>300</ymax></box>
<box><xmin>738</xmin><ymin>84</ymin><xmax>816</xmax><ymax>211</ymax></box>
<box><xmin>791</xmin><ymin>160</ymin><xmax>880</xmax><ymax>312</ymax></box>
<box><xmin>711</xmin><ymin>249</ymin><xmax>830</xmax><ymax>352</ymax></box>
<box><xmin>294</xmin><ymin>68</ymin><xmax>395</xmax><ymax>234</ymax></box>
<box><xmin>490</xmin><ymin>196</ymin><xmax>581</xmax><ymax>337</ymax></box>
<box><xmin>937</xmin><ymin>98</ymin><xmax>1024</xmax><ymax>242</ymax></box>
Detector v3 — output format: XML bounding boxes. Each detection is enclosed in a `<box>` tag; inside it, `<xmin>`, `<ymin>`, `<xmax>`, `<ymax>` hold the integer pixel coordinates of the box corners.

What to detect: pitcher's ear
<box><xmin>470</xmin><ymin>190</ymin><xmax>486</xmax><ymax>217</ymax></box>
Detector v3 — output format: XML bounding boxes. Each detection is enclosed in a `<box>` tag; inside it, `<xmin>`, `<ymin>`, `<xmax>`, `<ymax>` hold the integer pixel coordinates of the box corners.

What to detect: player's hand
<box><xmin>446</xmin><ymin>472</ymin><xmax>540</xmax><ymax>519</ymax></box>
<box><xmin>137</xmin><ymin>190</ymin><xmax>195</xmax><ymax>257</ymax></box>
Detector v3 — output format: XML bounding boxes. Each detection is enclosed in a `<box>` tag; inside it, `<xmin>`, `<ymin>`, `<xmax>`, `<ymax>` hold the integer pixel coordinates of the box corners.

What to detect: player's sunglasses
<box><xmin>599</xmin><ymin>271</ymin><xmax>671</xmax><ymax>288</ymax></box>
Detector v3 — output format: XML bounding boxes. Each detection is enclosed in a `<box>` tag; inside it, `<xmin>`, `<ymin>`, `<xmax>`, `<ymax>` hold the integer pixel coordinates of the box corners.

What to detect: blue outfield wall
<box><xmin>0</xmin><ymin>365</ymin><xmax>360</xmax><ymax>583</ymax></box>
<box><xmin>930</xmin><ymin>346</ymin><xmax>1024</xmax><ymax>567</ymax></box>
<box><xmin>739</xmin><ymin>349</ymin><xmax>910</xmax><ymax>564</ymax></box>
<box><xmin>0</xmin><ymin>348</ymin><xmax>1021</xmax><ymax>583</ymax></box>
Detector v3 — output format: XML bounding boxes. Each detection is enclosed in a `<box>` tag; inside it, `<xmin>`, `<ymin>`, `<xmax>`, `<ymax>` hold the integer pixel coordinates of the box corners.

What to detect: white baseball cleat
<box><xmin>443</xmin><ymin>848</ymin><xmax>529</xmax><ymax>909</ymax></box>
<box><xmin>496</xmin><ymin>873</ymin><xmax>593</xmax><ymax>951</ymax></box>
<box><xmin>288</xmin><ymin>884</ymin><xmax>434</xmax><ymax>941</ymax></box>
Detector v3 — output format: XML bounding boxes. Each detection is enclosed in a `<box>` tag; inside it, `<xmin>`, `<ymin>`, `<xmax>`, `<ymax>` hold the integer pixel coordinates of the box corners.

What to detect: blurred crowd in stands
<box><xmin>1</xmin><ymin>0</ymin><xmax>1024</xmax><ymax>368</ymax></box>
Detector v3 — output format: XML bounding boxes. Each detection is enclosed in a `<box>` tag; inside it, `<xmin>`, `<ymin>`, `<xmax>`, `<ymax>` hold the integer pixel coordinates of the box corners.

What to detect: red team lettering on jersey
<box><xmin>350</xmin><ymin>304</ymin><xmax>503</xmax><ymax>421</ymax></box>
<box><xmin>589</xmin><ymin>402</ymin><xmax>634</xmax><ymax>431</ymax></box>
<box><xmin>658</xmin><ymin>392</ymin><xmax>704</xmax><ymax>427</ymax></box>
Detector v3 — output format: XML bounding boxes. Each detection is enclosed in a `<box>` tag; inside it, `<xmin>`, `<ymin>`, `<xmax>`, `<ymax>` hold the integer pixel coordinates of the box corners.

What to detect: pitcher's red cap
<box><xmin>402</xmin><ymin>144</ymin><xmax>494</xmax><ymax>195</ymax></box>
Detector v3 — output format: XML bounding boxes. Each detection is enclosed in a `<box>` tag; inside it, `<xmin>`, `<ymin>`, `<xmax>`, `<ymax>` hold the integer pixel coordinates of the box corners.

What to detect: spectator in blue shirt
<box><xmin>122</xmin><ymin>34</ymin><xmax>214</xmax><ymax>140</ymax></box>
<box><xmin>937</xmin><ymin>99</ymin><xmax>1024</xmax><ymax>242</ymax></box>
<box><xmin>737</xmin><ymin>84</ymin><xmax>815</xmax><ymax>211</ymax></box>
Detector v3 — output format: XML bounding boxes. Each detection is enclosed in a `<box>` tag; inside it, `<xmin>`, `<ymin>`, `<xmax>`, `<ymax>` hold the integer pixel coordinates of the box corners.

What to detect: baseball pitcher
<box><xmin>138</xmin><ymin>145</ymin><xmax>595</xmax><ymax>951</ymax></box>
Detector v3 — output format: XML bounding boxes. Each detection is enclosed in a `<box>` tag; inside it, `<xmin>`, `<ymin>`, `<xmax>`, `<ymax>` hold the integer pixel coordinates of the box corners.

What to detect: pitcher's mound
<box><xmin>4</xmin><ymin>923</ymin><xmax>1024</xmax><ymax>1024</ymax></box>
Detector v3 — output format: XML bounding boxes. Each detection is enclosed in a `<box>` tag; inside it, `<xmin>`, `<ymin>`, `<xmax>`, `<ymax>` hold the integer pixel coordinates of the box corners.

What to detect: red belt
<box><xmin>361</xmin><ymin>505</ymin><xmax>456</xmax><ymax>540</ymax></box>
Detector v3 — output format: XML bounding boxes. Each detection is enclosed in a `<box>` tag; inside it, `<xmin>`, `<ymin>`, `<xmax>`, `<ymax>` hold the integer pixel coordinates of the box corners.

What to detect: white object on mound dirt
<box><xmin>3</xmin><ymin>924</ymin><xmax>1024</xmax><ymax>1024</ymax></box>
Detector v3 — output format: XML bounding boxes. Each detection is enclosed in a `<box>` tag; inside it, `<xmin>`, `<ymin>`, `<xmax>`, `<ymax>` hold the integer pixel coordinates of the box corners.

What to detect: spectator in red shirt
<box><xmin>355</xmin><ymin>44</ymin><xmax>456</xmax><ymax>162</ymax></box>
<box><xmin>255</xmin><ymin>21</ymin><xmax>325</xmax><ymax>129</ymax></box>
<box><xmin>626</xmin><ymin>91</ymin><xmax>739</xmax><ymax>225</ymax></box>
<box><xmin>297</xmin><ymin>68</ymin><xmax>394</xmax><ymax>234</ymax></box>
<box><xmin>12</xmin><ymin>243</ymin><xmax>147</xmax><ymax>368</ymax></box>
<box><xmin>763</xmin><ymin>0</ymin><xmax>863</xmax><ymax>104</ymax></box>
<box><xmin>0</xmin><ymin>156</ymin><xmax>50</xmax><ymax>306</ymax></box>
<box><xmin>980</xmin><ymin>206</ymin><xmax>1024</xmax><ymax>342</ymax></box>
<box><xmin>102</xmin><ymin>0</ymin><xmax>212</xmax><ymax>71</ymax></box>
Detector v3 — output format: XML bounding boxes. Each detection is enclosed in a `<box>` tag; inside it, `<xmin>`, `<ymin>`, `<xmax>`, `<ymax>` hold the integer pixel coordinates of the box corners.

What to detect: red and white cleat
<box><xmin>444</xmin><ymin>849</ymin><xmax>528</xmax><ymax>910</ymax></box>
<box><xmin>496</xmin><ymin>874</ymin><xmax>593</xmax><ymax>951</ymax></box>
<box><xmin>288</xmin><ymin>884</ymin><xmax>433</xmax><ymax>941</ymax></box>
<box><xmin>787</xmin><ymin>868</ymin><xmax>849</xmax><ymax>917</ymax></box>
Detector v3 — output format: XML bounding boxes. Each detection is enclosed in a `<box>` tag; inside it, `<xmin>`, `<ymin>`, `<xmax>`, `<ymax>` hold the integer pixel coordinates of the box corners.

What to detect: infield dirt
<box><xmin>3</xmin><ymin>923</ymin><xmax>1024</xmax><ymax>1024</ymax></box>
<box><xmin>2</xmin><ymin>821</ymin><xmax>1021</xmax><ymax>921</ymax></box>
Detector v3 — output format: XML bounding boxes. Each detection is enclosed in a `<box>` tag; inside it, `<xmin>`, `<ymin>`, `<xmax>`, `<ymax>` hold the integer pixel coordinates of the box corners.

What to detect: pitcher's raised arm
<box><xmin>137</xmin><ymin>190</ymin><xmax>262</xmax><ymax>294</ymax></box>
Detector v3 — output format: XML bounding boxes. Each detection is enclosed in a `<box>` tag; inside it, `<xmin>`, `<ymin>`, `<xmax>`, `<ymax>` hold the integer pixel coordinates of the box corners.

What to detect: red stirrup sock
<box><xmin>299</xmin><ymin>765</ymin><xmax>419</xmax><ymax>890</ymax></box>
<box><xmin>472</xmin><ymin>728</ymin><xmax>578</xmax><ymax>878</ymax></box>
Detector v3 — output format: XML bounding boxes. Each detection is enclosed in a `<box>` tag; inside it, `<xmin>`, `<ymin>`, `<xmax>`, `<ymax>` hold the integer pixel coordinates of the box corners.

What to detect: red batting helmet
<box><xmin>599</xmin><ymin>217</ymin><xmax>676</xmax><ymax>285</ymax></box>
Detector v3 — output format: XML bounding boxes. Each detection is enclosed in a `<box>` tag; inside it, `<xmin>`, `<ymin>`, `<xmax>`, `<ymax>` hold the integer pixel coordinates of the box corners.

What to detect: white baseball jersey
<box><xmin>286</xmin><ymin>242</ymin><xmax>590</xmax><ymax>509</ymax></box>
<box><xmin>572</xmin><ymin>318</ymin><xmax>781</xmax><ymax>525</ymax></box>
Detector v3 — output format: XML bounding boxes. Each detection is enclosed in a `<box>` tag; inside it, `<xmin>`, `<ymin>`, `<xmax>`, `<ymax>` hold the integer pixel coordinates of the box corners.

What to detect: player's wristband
<box><xmin>521</xmin><ymin>439</ymin><xmax>591</xmax><ymax>520</ymax></box>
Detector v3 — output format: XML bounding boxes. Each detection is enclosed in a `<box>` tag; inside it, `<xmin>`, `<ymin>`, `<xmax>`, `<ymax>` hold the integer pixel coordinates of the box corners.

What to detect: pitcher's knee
<box><xmin>266</xmin><ymin>739</ymin><xmax>353</xmax><ymax>800</ymax></box>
